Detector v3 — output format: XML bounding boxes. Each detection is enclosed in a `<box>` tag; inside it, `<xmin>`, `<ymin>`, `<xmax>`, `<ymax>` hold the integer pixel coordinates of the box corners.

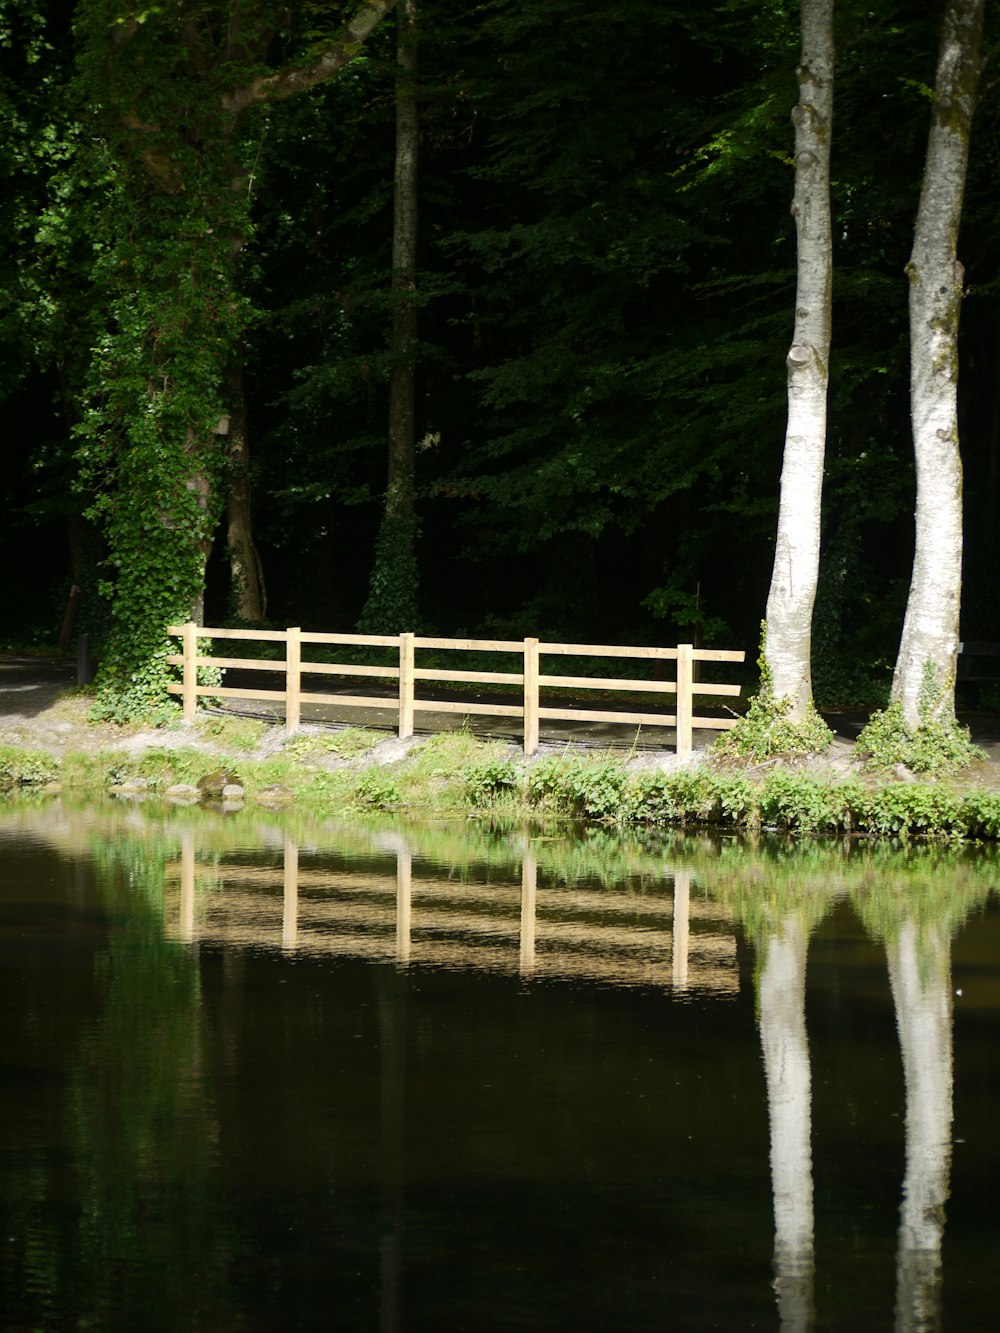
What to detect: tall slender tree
<box><xmin>890</xmin><ymin>0</ymin><xmax>984</xmax><ymax>727</ymax></box>
<box><xmin>763</xmin><ymin>0</ymin><xmax>834</xmax><ymax>720</ymax></box>
<box><xmin>360</xmin><ymin>0</ymin><xmax>420</xmax><ymax>633</ymax></box>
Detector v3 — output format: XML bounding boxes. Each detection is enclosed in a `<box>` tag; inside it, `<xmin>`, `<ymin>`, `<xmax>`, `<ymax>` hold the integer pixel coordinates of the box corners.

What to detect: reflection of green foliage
<box><xmin>707</xmin><ymin>864</ymin><xmax>832</xmax><ymax>950</ymax></box>
<box><xmin>68</xmin><ymin>832</ymin><xmax>233</xmax><ymax>1325</ymax></box>
<box><xmin>849</xmin><ymin>859</ymin><xmax>994</xmax><ymax>943</ymax></box>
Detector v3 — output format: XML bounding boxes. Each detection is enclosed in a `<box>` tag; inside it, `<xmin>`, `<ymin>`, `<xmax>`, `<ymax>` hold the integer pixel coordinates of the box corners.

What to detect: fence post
<box><xmin>286</xmin><ymin>627</ymin><xmax>301</xmax><ymax>732</ymax></box>
<box><xmin>523</xmin><ymin>637</ymin><xmax>540</xmax><ymax>755</ymax></box>
<box><xmin>676</xmin><ymin>643</ymin><xmax>693</xmax><ymax>755</ymax></box>
<box><xmin>182</xmin><ymin>621</ymin><xmax>198</xmax><ymax>722</ymax></box>
<box><xmin>399</xmin><ymin>632</ymin><xmax>415</xmax><ymax>739</ymax></box>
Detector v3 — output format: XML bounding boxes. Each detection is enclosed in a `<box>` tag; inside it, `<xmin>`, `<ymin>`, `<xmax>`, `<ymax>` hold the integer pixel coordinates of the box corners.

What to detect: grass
<box><xmin>4</xmin><ymin>689</ymin><xmax>1000</xmax><ymax>842</ymax></box>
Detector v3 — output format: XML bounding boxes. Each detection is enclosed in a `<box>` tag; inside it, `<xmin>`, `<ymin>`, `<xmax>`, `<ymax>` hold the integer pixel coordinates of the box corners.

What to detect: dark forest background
<box><xmin>3</xmin><ymin>0</ymin><xmax>999</xmax><ymax>706</ymax></box>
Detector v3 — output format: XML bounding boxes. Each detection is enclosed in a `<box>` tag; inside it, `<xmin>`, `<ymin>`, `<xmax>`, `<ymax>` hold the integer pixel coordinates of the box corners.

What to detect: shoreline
<box><xmin>4</xmin><ymin>667</ymin><xmax>1000</xmax><ymax>841</ymax></box>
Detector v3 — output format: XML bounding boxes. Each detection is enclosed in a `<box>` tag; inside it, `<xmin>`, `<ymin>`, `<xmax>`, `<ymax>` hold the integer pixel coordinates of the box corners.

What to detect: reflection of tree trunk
<box><xmin>759</xmin><ymin>916</ymin><xmax>814</xmax><ymax>1333</ymax></box>
<box><xmin>224</xmin><ymin>359</ymin><xmax>266</xmax><ymax>622</ymax></box>
<box><xmin>377</xmin><ymin>966</ymin><xmax>407</xmax><ymax>1333</ymax></box>
<box><xmin>887</xmin><ymin>920</ymin><xmax>952</xmax><ymax>1333</ymax></box>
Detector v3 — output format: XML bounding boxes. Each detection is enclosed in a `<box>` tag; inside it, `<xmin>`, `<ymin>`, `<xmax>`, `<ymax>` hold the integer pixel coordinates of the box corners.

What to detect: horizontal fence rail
<box><xmin>166</xmin><ymin>623</ymin><xmax>745</xmax><ymax>755</ymax></box>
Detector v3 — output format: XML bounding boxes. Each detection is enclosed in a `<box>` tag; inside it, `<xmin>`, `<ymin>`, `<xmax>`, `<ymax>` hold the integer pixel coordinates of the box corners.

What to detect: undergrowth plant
<box><xmin>714</xmin><ymin>624</ymin><xmax>833</xmax><ymax>762</ymax></box>
<box><xmin>857</xmin><ymin>662</ymin><xmax>980</xmax><ymax>776</ymax></box>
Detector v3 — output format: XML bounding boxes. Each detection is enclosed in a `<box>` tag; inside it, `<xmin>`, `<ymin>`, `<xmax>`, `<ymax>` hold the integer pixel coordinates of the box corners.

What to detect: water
<box><xmin>1</xmin><ymin>800</ymin><xmax>999</xmax><ymax>1331</ymax></box>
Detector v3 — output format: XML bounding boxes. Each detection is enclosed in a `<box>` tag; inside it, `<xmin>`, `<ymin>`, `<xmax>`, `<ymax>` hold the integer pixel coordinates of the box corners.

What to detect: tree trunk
<box><xmin>388</xmin><ymin>0</ymin><xmax>419</xmax><ymax>533</ymax></box>
<box><xmin>224</xmin><ymin>359</ymin><xmax>267</xmax><ymax>623</ymax></box>
<box><xmin>886</xmin><ymin>920</ymin><xmax>952</xmax><ymax>1333</ymax></box>
<box><xmin>758</xmin><ymin>916</ymin><xmax>815</xmax><ymax>1332</ymax></box>
<box><xmin>891</xmin><ymin>0</ymin><xmax>984</xmax><ymax>726</ymax></box>
<box><xmin>764</xmin><ymin>0</ymin><xmax>834</xmax><ymax>719</ymax></box>
<box><xmin>360</xmin><ymin>0</ymin><xmax>420</xmax><ymax>633</ymax></box>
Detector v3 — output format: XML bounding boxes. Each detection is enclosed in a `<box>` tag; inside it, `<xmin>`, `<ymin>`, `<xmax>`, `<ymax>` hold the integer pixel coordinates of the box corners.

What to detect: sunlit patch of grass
<box><xmin>196</xmin><ymin>713</ymin><xmax>271</xmax><ymax>751</ymax></box>
<box><xmin>282</xmin><ymin>727</ymin><xmax>383</xmax><ymax>761</ymax></box>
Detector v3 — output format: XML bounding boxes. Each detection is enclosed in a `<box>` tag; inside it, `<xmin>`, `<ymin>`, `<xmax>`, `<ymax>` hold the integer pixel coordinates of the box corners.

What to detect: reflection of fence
<box><xmin>166</xmin><ymin>622</ymin><xmax>744</xmax><ymax>754</ymax></box>
<box><xmin>166</xmin><ymin>835</ymin><xmax>738</xmax><ymax>993</ymax></box>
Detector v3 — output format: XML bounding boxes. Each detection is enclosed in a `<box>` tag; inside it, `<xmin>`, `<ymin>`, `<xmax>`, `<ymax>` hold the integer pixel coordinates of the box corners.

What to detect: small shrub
<box><xmin>527</xmin><ymin>756</ymin><xmax>628</xmax><ymax>820</ymax></box>
<box><xmin>463</xmin><ymin>756</ymin><xmax>521</xmax><ymax>807</ymax></box>
<box><xmin>0</xmin><ymin>745</ymin><xmax>59</xmax><ymax>789</ymax></box>
<box><xmin>759</xmin><ymin>772</ymin><xmax>842</xmax><ymax>834</ymax></box>
<box><xmin>352</xmin><ymin>772</ymin><xmax>401</xmax><ymax>810</ymax></box>
<box><xmin>715</xmin><ymin>623</ymin><xmax>832</xmax><ymax>761</ymax></box>
<box><xmin>857</xmin><ymin>699</ymin><xmax>979</xmax><ymax>777</ymax></box>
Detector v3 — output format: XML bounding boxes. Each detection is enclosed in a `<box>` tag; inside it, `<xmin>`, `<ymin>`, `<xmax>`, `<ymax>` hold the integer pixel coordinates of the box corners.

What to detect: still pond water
<box><xmin>2</xmin><ymin>799</ymin><xmax>1000</xmax><ymax>1331</ymax></box>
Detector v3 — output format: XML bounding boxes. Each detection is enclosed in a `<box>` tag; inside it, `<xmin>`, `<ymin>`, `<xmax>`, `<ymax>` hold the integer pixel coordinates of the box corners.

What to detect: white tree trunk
<box><xmin>764</xmin><ymin>0</ymin><xmax>834</xmax><ymax>719</ymax></box>
<box><xmin>892</xmin><ymin>0</ymin><xmax>984</xmax><ymax>726</ymax></box>
<box><xmin>759</xmin><ymin>916</ymin><xmax>815</xmax><ymax>1332</ymax></box>
<box><xmin>886</xmin><ymin>920</ymin><xmax>953</xmax><ymax>1333</ymax></box>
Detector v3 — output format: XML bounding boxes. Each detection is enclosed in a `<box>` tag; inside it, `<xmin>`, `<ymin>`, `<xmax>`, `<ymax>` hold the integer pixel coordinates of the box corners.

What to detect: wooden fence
<box><xmin>166</xmin><ymin>623</ymin><xmax>745</xmax><ymax>755</ymax></box>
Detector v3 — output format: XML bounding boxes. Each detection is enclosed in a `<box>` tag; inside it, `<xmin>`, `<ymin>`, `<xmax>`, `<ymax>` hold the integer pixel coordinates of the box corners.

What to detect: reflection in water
<box><xmin>672</xmin><ymin>869</ymin><xmax>692</xmax><ymax>990</ymax></box>
<box><xmin>759</xmin><ymin>915</ymin><xmax>815</xmax><ymax>1332</ymax></box>
<box><xmin>283</xmin><ymin>836</ymin><xmax>299</xmax><ymax>951</ymax></box>
<box><xmin>888</xmin><ymin>919</ymin><xmax>953</xmax><ymax>1333</ymax></box>
<box><xmin>163</xmin><ymin>833</ymin><xmax>737</xmax><ymax>994</ymax></box>
<box><xmin>2</xmin><ymin>802</ymin><xmax>999</xmax><ymax>1330</ymax></box>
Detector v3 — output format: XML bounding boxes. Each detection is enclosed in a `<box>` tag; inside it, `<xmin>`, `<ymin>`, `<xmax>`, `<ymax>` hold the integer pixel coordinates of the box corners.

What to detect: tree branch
<box><xmin>220</xmin><ymin>0</ymin><xmax>398</xmax><ymax>118</ymax></box>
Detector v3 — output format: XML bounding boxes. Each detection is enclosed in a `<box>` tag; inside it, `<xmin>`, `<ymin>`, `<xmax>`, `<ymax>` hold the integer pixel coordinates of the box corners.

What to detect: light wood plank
<box><xmin>399</xmin><ymin>632</ymin><xmax>415</xmax><ymax>740</ymax></box>
<box><xmin>538</xmin><ymin>674</ymin><xmax>676</xmax><ymax>693</ymax></box>
<box><xmin>538</xmin><ymin>706</ymin><xmax>677</xmax><ymax>726</ymax></box>
<box><xmin>301</xmin><ymin>662</ymin><xmax>400</xmax><ymax>679</ymax></box>
<box><xmin>415</xmin><ymin>668</ymin><xmax>523</xmax><ymax>684</ymax></box>
<box><xmin>524</xmin><ymin>637</ymin><xmax>540</xmax><ymax>756</ymax></box>
<box><xmin>301</xmin><ymin>631</ymin><xmax>399</xmax><ymax>646</ymax></box>
<box><xmin>538</xmin><ymin>642</ymin><xmax>680</xmax><ymax>659</ymax></box>
<box><xmin>412</xmin><ymin>700</ymin><xmax>524</xmax><ymax>717</ymax></box>
<box><xmin>168</xmin><ymin>625</ymin><xmax>288</xmax><ymax>641</ymax></box>
<box><xmin>414</xmin><ymin>636</ymin><xmax>524</xmax><ymax>652</ymax></box>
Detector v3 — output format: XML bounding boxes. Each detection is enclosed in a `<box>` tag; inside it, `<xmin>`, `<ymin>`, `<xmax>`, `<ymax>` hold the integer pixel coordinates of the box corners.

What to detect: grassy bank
<box><xmin>5</xmin><ymin>712</ymin><xmax>1000</xmax><ymax>842</ymax></box>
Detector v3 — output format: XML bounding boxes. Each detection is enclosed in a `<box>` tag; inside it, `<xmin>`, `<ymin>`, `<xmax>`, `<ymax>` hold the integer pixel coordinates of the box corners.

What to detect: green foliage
<box><xmin>857</xmin><ymin>663</ymin><xmax>981</xmax><ymax>775</ymax></box>
<box><xmin>716</xmin><ymin>690</ymin><xmax>833</xmax><ymax>762</ymax></box>
<box><xmin>283</xmin><ymin>727</ymin><xmax>382</xmax><ymax>760</ymax></box>
<box><xmin>196</xmin><ymin>714</ymin><xmax>269</xmax><ymax>751</ymax></box>
<box><xmin>526</xmin><ymin>756</ymin><xmax>629</xmax><ymax>820</ymax></box>
<box><xmin>463</xmin><ymin>754</ymin><xmax>520</xmax><ymax>807</ymax></box>
<box><xmin>0</xmin><ymin>743</ymin><xmax>59</xmax><ymax>789</ymax></box>
<box><xmin>352</xmin><ymin>771</ymin><xmax>401</xmax><ymax>809</ymax></box>
<box><xmin>357</xmin><ymin>507</ymin><xmax>419</xmax><ymax>633</ymax></box>
<box><xmin>715</xmin><ymin>625</ymin><xmax>833</xmax><ymax>760</ymax></box>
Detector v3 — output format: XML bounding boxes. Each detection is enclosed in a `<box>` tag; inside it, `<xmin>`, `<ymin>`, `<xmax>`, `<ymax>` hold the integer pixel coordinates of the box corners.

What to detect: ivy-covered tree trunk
<box><xmin>360</xmin><ymin>0</ymin><xmax>420</xmax><ymax>634</ymax></box>
<box><xmin>891</xmin><ymin>0</ymin><xmax>984</xmax><ymax>727</ymax></box>
<box><xmin>73</xmin><ymin>0</ymin><xmax>398</xmax><ymax>718</ymax></box>
<box><xmin>223</xmin><ymin>359</ymin><xmax>267</xmax><ymax>623</ymax></box>
<box><xmin>763</xmin><ymin>0</ymin><xmax>834</xmax><ymax>720</ymax></box>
